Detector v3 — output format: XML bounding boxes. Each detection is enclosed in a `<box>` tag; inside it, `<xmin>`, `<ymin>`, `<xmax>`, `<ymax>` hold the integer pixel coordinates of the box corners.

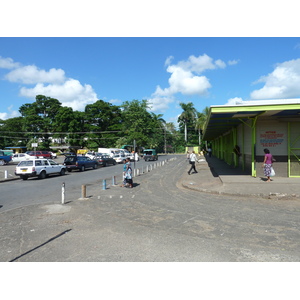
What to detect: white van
<box><xmin>98</xmin><ymin>148</ymin><xmax>120</xmax><ymax>158</ymax></box>
<box><xmin>119</xmin><ymin>149</ymin><xmax>130</xmax><ymax>158</ymax></box>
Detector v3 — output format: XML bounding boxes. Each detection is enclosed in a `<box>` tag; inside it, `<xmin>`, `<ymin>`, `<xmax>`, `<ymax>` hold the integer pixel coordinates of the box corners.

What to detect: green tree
<box><xmin>19</xmin><ymin>95</ymin><xmax>62</xmax><ymax>150</ymax></box>
<box><xmin>0</xmin><ymin>117</ymin><xmax>26</xmax><ymax>149</ymax></box>
<box><xmin>84</xmin><ymin>100</ymin><xmax>122</xmax><ymax>149</ymax></box>
<box><xmin>149</xmin><ymin>113</ymin><xmax>166</xmax><ymax>152</ymax></box>
<box><xmin>121</xmin><ymin>99</ymin><xmax>154</xmax><ymax>149</ymax></box>
<box><xmin>195</xmin><ymin>106</ymin><xmax>209</xmax><ymax>147</ymax></box>
<box><xmin>164</xmin><ymin>122</ymin><xmax>184</xmax><ymax>153</ymax></box>
<box><xmin>67</xmin><ymin>111</ymin><xmax>88</xmax><ymax>149</ymax></box>
<box><xmin>177</xmin><ymin>102</ymin><xmax>197</xmax><ymax>144</ymax></box>
<box><xmin>51</xmin><ymin>106</ymin><xmax>76</xmax><ymax>147</ymax></box>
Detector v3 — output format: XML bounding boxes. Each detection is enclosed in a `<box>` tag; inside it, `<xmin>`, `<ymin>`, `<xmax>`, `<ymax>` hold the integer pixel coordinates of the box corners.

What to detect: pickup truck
<box><xmin>0</xmin><ymin>150</ymin><xmax>12</xmax><ymax>165</ymax></box>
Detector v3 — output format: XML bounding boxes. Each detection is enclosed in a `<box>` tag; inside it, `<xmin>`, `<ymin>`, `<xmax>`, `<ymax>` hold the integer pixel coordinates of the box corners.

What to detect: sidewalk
<box><xmin>181</xmin><ymin>155</ymin><xmax>300</xmax><ymax>199</ymax></box>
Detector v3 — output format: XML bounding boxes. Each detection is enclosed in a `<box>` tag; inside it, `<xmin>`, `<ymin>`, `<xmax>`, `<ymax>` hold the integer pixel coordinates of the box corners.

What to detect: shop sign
<box><xmin>259</xmin><ymin>131</ymin><xmax>284</xmax><ymax>147</ymax></box>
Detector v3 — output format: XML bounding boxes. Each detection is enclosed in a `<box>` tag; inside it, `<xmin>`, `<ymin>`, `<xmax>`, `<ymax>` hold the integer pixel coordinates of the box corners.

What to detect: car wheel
<box><xmin>80</xmin><ymin>165</ymin><xmax>85</xmax><ymax>172</ymax></box>
<box><xmin>21</xmin><ymin>175</ymin><xmax>28</xmax><ymax>180</ymax></box>
<box><xmin>38</xmin><ymin>171</ymin><xmax>46</xmax><ymax>179</ymax></box>
<box><xmin>93</xmin><ymin>164</ymin><xmax>98</xmax><ymax>169</ymax></box>
<box><xmin>113</xmin><ymin>161</ymin><xmax>116</xmax><ymax>165</ymax></box>
<box><xmin>67</xmin><ymin>168</ymin><xmax>72</xmax><ymax>172</ymax></box>
<box><xmin>0</xmin><ymin>160</ymin><xmax>4</xmax><ymax>166</ymax></box>
<box><xmin>60</xmin><ymin>168</ymin><xmax>66</xmax><ymax>176</ymax></box>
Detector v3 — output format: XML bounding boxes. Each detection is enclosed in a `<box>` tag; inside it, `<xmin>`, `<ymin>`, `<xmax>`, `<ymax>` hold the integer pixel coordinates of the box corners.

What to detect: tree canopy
<box><xmin>0</xmin><ymin>95</ymin><xmax>208</xmax><ymax>153</ymax></box>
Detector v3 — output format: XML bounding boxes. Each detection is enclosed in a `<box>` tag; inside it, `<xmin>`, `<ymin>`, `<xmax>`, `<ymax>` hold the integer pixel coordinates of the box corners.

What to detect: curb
<box><xmin>181</xmin><ymin>180</ymin><xmax>300</xmax><ymax>200</ymax></box>
<box><xmin>0</xmin><ymin>177</ymin><xmax>20</xmax><ymax>183</ymax></box>
<box><xmin>180</xmin><ymin>162</ymin><xmax>300</xmax><ymax>200</ymax></box>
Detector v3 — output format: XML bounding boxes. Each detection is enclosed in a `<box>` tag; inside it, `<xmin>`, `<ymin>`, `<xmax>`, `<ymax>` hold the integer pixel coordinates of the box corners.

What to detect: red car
<box><xmin>26</xmin><ymin>151</ymin><xmax>53</xmax><ymax>159</ymax></box>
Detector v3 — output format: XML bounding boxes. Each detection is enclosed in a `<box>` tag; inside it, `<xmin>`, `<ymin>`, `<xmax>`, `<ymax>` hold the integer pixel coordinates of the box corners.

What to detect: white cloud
<box><xmin>177</xmin><ymin>54</ymin><xmax>224</xmax><ymax>73</ymax></box>
<box><xmin>167</xmin><ymin>66</ymin><xmax>212</xmax><ymax>95</ymax></box>
<box><xmin>215</xmin><ymin>59</ymin><xmax>226</xmax><ymax>69</ymax></box>
<box><xmin>0</xmin><ymin>105</ymin><xmax>20</xmax><ymax>120</ymax></box>
<box><xmin>20</xmin><ymin>79</ymin><xmax>98</xmax><ymax>111</ymax></box>
<box><xmin>250</xmin><ymin>58</ymin><xmax>300</xmax><ymax>99</ymax></box>
<box><xmin>164</xmin><ymin>56</ymin><xmax>174</xmax><ymax>66</ymax></box>
<box><xmin>148</xmin><ymin>54</ymin><xmax>226</xmax><ymax>112</ymax></box>
<box><xmin>109</xmin><ymin>99</ymin><xmax>123</xmax><ymax>105</ymax></box>
<box><xmin>224</xmin><ymin>97</ymin><xmax>244</xmax><ymax>105</ymax></box>
<box><xmin>0</xmin><ymin>56</ymin><xmax>99</xmax><ymax>112</ymax></box>
<box><xmin>5</xmin><ymin>65</ymin><xmax>66</xmax><ymax>84</ymax></box>
<box><xmin>0</xmin><ymin>56</ymin><xmax>20</xmax><ymax>69</ymax></box>
<box><xmin>228</xmin><ymin>59</ymin><xmax>239</xmax><ymax>65</ymax></box>
<box><xmin>147</xmin><ymin>95</ymin><xmax>175</xmax><ymax>112</ymax></box>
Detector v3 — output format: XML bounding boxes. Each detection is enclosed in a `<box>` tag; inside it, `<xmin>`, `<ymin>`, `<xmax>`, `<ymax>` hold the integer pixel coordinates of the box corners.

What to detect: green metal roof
<box><xmin>203</xmin><ymin>102</ymin><xmax>300</xmax><ymax>141</ymax></box>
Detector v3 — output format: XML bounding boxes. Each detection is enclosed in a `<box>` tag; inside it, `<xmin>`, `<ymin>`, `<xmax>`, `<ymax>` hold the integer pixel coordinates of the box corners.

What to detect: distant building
<box><xmin>202</xmin><ymin>99</ymin><xmax>300</xmax><ymax>177</ymax></box>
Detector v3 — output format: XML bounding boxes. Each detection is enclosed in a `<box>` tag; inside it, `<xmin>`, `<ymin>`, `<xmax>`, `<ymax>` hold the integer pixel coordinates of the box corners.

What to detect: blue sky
<box><xmin>1</xmin><ymin>37</ymin><xmax>300</xmax><ymax>124</ymax></box>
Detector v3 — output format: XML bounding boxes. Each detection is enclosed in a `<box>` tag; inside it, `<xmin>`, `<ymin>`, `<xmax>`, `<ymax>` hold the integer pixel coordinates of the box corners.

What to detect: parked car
<box><xmin>26</xmin><ymin>151</ymin><xmax>53</xmax><ymax>159</ymax></box>
<box><xmin>11</xmin><ymin>153</ymin><xmax>31</xmax><ymax>163</ymax></box>
<box><xmin>15</xmin><ymin>158</ymin><xmax>66</xmax><ymax>180</ymax></box>
<box><xmin>0</xmin><ymin>150</ymin><xmax>12</xmax><ymax>165</ymax></box>
<box><xmin>143</xmin><ymin>149</ymin><xmax>158</xmax><ymax>161</ymax></box>
<box><xmin>49</xmin><ymin>151</ymin><xmax>57</xmax><ymax>158</ymax></box>
<box><xmin>113</xmin><ymin>152</ymin><xmax>126</xmax><ymax>163</ymax></box>
<box><xmin>128</xmin><ymin>152</ymin><xmax>139</xmax><ymax>161</ymax></box>
<box><xmin>94</xmin><ymin>154</ymin><xmax>116</xmax><ymax>167</ymax></box>
<box><xmin>63</xmin><ymin>155</ymin><xmax>98</xmax><ymax>172</ymax></box>
<box><xmin>85</xmin><ymin>152</ymin><xmax>96</xmax><ymax>159</ymax></box>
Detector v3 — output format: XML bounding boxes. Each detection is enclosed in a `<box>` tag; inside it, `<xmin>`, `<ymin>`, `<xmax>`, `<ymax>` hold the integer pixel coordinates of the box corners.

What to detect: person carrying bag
<box><xmin>188</xmin><ymin>151</ymin><xmax>198</xmax><ymax>175</ymax></box>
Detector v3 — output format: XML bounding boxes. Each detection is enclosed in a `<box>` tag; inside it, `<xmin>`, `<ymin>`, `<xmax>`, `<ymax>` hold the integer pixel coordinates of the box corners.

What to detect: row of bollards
<box><xmin>61</xmin><ymin>158</ymin><xmax>177</xmax><ymax>204</ymax></box>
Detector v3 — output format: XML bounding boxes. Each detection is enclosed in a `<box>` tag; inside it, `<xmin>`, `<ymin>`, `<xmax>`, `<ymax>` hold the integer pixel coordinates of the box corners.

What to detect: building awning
<box><xmin>203</xmin><ymin>100</ymin><xmax>300</xmax><ymax>141</ymax></box>
<box><xmin>5</xmin><ymin>146</ymin><xmax>27</xmax><ymax>149</ymax></box>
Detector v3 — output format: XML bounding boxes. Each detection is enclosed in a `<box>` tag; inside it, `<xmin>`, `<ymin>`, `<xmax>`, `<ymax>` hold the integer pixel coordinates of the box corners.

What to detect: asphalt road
<box><xmin>1</xmin><ymin>155</ymin><xmax>300</xmax><ymax>262</ymax></box>
<box><xmin>0</xmin><ymin>155</ymin><xmax>171</xmax><ymax>212</ymax></box>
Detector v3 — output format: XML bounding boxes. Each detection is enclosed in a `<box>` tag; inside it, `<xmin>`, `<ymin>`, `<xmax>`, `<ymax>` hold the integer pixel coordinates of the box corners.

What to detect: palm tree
<box><xmin>178</xmin><ymin>102</ymin><xmax>197</xmax><ymax>143</ymax></box>
<box><xmin>195</xmin><ymin>106</ymin><xmax>209</xmax><ymax>146</ymax></box>
<box><xmin>151</xmin><ymin>113</ymin><xmax>166</xmax><ymax>152</ymax></box>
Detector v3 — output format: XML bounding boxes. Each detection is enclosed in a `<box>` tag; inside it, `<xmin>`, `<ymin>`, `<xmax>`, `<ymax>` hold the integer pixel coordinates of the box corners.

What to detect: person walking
<box><xmin>262</xmin><ymin>148</ymin><xmax>274</xmax><ymax>182</ymax></box>
<box><xmin>188</xmin><ymin>151</ymin><xmax>198</xmax><ymax>175</ymax></box>
<box><xmin>207</xmin><ymin>147</ymin><xmax>212</xmax><ymax>157</ymax></box>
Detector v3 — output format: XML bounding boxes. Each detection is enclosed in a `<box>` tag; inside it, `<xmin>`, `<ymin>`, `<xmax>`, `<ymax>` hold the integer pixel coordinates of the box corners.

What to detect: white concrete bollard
<box><xmin>62</xmin><ymin>182</ymin><xmax>65</xmax><ymax>204</ymax></box>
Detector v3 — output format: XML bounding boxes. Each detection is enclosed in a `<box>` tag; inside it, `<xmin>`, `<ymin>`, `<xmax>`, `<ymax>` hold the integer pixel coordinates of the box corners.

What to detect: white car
<box><xmin>15</xmin><ymin>158</ymin><xmax>67</xmax><ymax>180</ymax></box>
<box><xmin>128</xmin><ymin>153</ymin><xmax>139</xmax><ymax>161</ymax></box>
<box><xmin>49</xmin><ymin>151</ymin><xmax>57</xmax><ymax>159</ymax></box>
<box><xmin>113</xmin><ymin>152</ymin><xmax>126</xmax><ymax>163</ymax></box>
<box><xmin>11</xmin><ymin>153</ymin><xmax>31</xmax><ymax>163</ymax></box>
<box><xmin>85</xmin><ymin>152</ymin><xmax>96</xmax><ymax>159</ymax></box>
